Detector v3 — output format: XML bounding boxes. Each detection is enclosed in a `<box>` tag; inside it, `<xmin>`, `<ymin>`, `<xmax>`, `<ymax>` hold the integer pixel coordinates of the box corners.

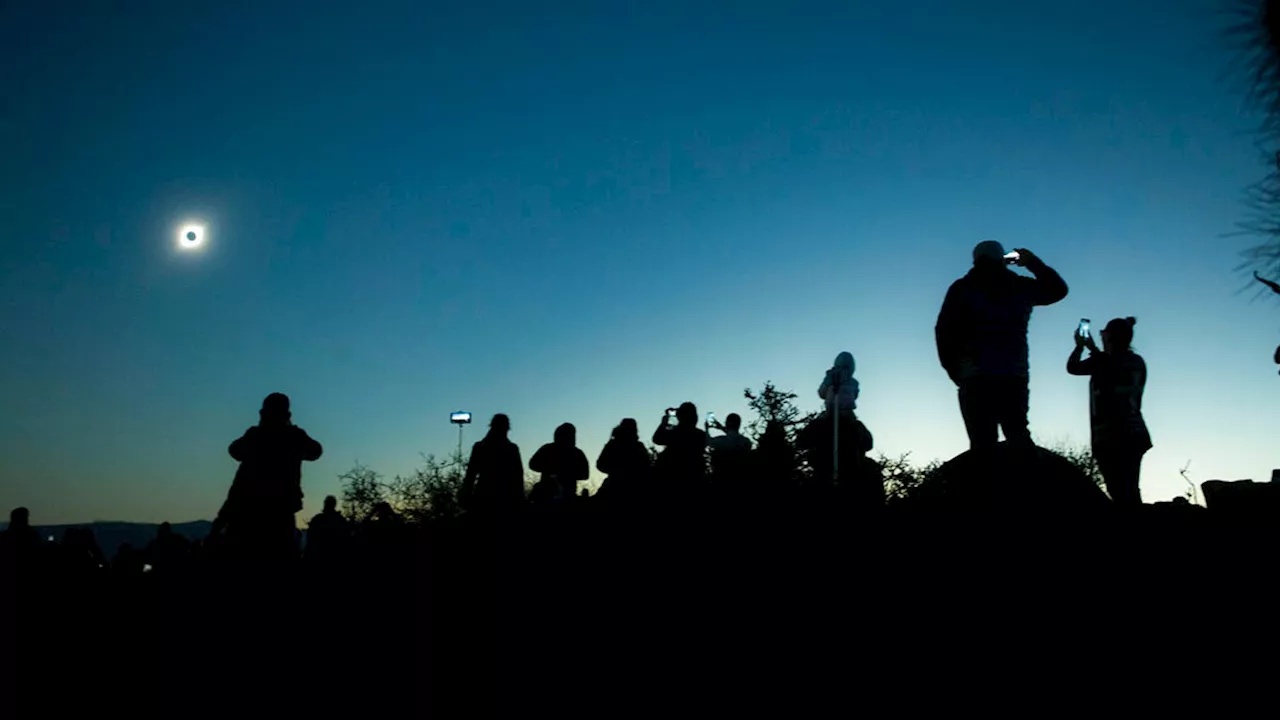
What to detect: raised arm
<box><xmin>228</xmin><ymin>427</ymin><xmax>257</xmax><ymax>462</ymax></box>
<box><xmin>1066</xmin><ymin>334</ymin><xmax>1098</xmax><ymax>376</ymax></box>
<box><xmin>297</xmin><ymin>429</ymin><xmax>323</xmax><ymax>462</ymax></box>
<box><xmin>652</xmin><ymin>419</ymin><xmax>672</xmax><ymax>447</ymax></box>
<box><xmin>1016</xmin><ymin>249</ymin><xmax>1068</xmax><ymax>306</ymax></box>
<box><xmin>529</xmin><ymin>445</ymin><xmax>550</xmax><ymax>473</ymax></box>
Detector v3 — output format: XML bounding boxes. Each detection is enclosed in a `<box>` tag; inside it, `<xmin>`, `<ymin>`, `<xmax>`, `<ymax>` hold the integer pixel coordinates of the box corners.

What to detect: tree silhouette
<box><xmin>742</xmin><ymin>381</ymin><xmax>818</xmax><ymax>444</ymax></box>
<box><xmin>878</xmin><ymin>453</ymin><xmax>943</xmax><ymax>505</ymax></box>
<box><xmin>338</xmin><ymin>464</ymin><xmax>388</xmax><ymax>524</ymax></box>
<box><xmin>1043</xmin><ymin>442</ymin><xmax>1106</xmax><ymax>492</ymax></box>
<box><xmin>385</xmin><ymin>452</ymin><xmax>469</xmax><ymax>524</ymax></box>
<box><xmin>1229</xmin><ymin>1</ymin><xmax>1280</xmax><ymax>283</ymax></box>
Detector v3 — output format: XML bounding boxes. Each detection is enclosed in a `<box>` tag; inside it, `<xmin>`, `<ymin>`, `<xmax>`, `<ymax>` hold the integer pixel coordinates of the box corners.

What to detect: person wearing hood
<box><xmin>935</xmin><ymin>241</ymin><xmax>1068</xmax><ymax>451</ymax></box>
<box><xmin>818</xmin><ymin>351</ymin><xmax>860</xmax><ymax>417</ymax></box>
<box><xmin>529</xmin><ymin>423</ymin><xmax>591</xmax><ymax>502</ymax></box>
<box><xmin>596</xmin><ymin>418</ymin><xmax>652</xmax><ymax>503</ymax></box>
<box><xmin>802</xmin><ymin>353</ymin><xmax>875</xmax><ymax>495</ymax></box>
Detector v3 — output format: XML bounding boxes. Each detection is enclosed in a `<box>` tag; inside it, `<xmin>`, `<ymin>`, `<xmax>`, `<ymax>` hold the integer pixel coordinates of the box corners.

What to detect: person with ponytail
<box><xmin>1066</xmin><ymin>317</ymin><xmax>1152</xmax><ymax>508</ymax></box>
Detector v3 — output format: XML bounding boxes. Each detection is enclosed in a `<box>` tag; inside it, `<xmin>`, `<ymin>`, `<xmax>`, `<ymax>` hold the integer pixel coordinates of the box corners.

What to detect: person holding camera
<box><xmin>653</xmin><ymin>402</ymin><xmax>708</xmax><ymax>491</ymax></box>
<box><xmin>1067</xmin><ymin>317</ymin><xmax>1152</xmax><ymax>508</ymax></box>
<box><xmin>935</xmin><ymin>241</ymin><xmax>1068</xmax><ymax>451</ymax></box>
<box><xmin>216</xmin><ymin>393</ymin><xmax>324</xmax><ymax>563</ymax></box>
<box><xmin>529</xmin><ymin>423</ymin><xmax>590</xmax><ymax>504</ymax></box>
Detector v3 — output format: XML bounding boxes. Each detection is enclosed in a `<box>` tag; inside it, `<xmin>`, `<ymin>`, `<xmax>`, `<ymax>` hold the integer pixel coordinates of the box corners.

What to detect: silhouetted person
<box><xmin>936</xmin><ymin>242</ymin><xmax>1068</xmax><ymax>450</ymax></box>
<box><xmin>2</xmin><ymin>507</ymin><xmax>41</xmax><ymax>556</ymax></box>
<box><xmin>144</xmin><ymin>522</ymin><xmax>191</xmax><ymax>576</ymax></box>
<box><xmin>56</xmin><ymin>527</ymin><xmax>107</xmax><ymax>578</ymax></box>
<box><xmin>653</xmin><ymin>402</ymin><xmax>708</xmax><ymax>492</ymax></box>
<box><xmin>596</xmin><ymin>419</ymin><xmax>652</xmax><ymax>503</ymax></box>
<box><xmin>306</xmin><ymin>495</ymin><xmax>350</xmax><ymax>565</ymax></box>
<box><xmin>363</xmin><ymin>502</ymin><xmax>406</xmax><ymax>547</ymax></box>
<box><xmin>530</xmin><ymin>423</ymin><xmax>591</xmax><ymax>504</ymax></box>
<box><xmin>216</xmin><ymin>393</ymin><xmax>323</xmax><ymax>565</ymax></box>
<box><xmin>798</xmin><ymin>409</ymin><xmax>880</xmax><ymax>509</ymax></box>
<box><xmin>461</xmin><ymin>414</ymin><xmax>525</xmax><ymax>514</ymax></box>
<box><xmin>112</xmin><ymin>543</ymin><xmax>144</xmax><ymax>577</ymax></box>
<box><xmin>818</xmin><ymin>352</ymin><xmax>859</xmax><ymax>416</ymax></box>
<box><xmin>708</xmin><ymin>413</ymin><xmax>753</xmax><ymax>482</ymax></box>
<box><xmin>752</xmin><ymin>420</ymin><xmax>797</xmax><ymax>489</ymax></box>
<box><xmin>1067</xmin><ymin>317</ymin><xmax>1152</xmax><ymax>508</ymax></box>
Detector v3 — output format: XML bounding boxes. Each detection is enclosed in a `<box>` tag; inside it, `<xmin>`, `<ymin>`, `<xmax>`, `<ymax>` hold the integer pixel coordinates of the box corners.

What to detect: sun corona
<box><xmin>178</xmin><ymin>224</ymin><xmax>205</xmax><ymax>250</ymax></box>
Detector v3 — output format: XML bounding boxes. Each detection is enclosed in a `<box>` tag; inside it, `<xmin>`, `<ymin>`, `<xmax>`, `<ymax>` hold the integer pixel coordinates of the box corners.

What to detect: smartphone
<box><xmin>706</xmin><ymin>412</ymin><xmax>716</xmax><ymax>428</ymax></box>
<box><xmin>666</xmin><ymin>408</ymin><xmax>678</xmax><ymax>421</ymax></box>
<box><xmin>1077</xmin><ymin>318</ymin><xmax>1090</xmax><ymax>338</ymax></box>
<box><xmin>1004</xmin><ymin>251</ymin><xmax>1020</xmax><ymax>265</ymax></box>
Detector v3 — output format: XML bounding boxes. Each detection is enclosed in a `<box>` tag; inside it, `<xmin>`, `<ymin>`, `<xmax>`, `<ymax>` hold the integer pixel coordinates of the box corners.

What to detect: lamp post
<box><xmin>450</xmin><ymin>411</ymin><xmax>472</xmax><ymax>463</ymax></box>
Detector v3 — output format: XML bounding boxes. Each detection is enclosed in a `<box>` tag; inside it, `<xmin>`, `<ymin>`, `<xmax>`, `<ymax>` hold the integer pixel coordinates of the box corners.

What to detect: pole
<box><xmin>830</xmin><ymin>369</ymin><xmax>840</xmax><ymax>484</ymax></box>
<box><xmin>457</xmin><ymin>425</ymin><xmax>464</xmax><ymax>464</ymax></box>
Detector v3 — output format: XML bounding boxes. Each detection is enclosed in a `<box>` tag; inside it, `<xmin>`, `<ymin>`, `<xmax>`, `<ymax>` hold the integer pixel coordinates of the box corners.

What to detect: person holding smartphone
<box><xmin>1066</xmin><ymin>317</ymin><xmax>1152</xmax><ymax>508</ymax></box>
<box><xmin>935</xmin><ymin>241</ymin><xmax>1069</xmax><ymax>451</ymax></box>
<box><xmin>653</xmin><ymin>402</ymin><xmax>708</xmax><ymax>494</ymax></box>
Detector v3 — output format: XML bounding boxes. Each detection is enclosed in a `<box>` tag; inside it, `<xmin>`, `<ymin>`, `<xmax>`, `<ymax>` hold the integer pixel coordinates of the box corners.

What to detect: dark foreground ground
<box><xmin>4</xmin><ymin>498</ymin><xmax>1276</xmax><ymax>714</ymax></box>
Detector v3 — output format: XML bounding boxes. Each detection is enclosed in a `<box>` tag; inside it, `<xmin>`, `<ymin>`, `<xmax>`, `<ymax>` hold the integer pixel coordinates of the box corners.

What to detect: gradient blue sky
<box><xmin>3</xmin><ymin>1</ymin><xmax>1278</xmax><ymax>524</ymax></box>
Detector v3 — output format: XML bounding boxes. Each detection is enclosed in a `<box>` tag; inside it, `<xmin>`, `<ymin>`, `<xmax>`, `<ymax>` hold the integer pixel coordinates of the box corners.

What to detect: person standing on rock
<box><xmin>935</xmin><ymin>241</ymin><xmax>1069</xmax><ymax>451</ymax></box>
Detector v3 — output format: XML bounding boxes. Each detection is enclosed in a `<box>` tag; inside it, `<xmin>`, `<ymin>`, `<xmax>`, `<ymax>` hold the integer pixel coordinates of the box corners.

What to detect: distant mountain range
<box><xmin>0</xmin><ymin>520</ymin><xmax>212</xmax><ymax>554</ymax></box>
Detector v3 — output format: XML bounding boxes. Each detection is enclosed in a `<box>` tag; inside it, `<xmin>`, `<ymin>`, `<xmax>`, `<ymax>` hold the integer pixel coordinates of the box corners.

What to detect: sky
<box><xmin>2</xmin><ymin>1</ymin><xmax>1278</xmax><ymax>525</ymax></box>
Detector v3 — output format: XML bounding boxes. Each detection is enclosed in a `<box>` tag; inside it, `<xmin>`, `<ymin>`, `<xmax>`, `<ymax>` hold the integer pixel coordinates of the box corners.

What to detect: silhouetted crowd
<box><xmin>6</xmin><ymin>243</ymin><xmax>1278</xmax><ymax>584</ymax></box>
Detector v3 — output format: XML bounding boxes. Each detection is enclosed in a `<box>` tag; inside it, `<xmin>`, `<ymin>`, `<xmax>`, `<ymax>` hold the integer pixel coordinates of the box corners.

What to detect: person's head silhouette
<box><xmin>1101</xmin><ymin>317</ymin><xmax>1137</xmax><ymax>353</ymax></box>
<box><xmin>260</xmin><ymin>393</ymin><xmax>292</xmax><ymax>427</ymax></box>
<box><xmin>972</xmin><ymin>240</ymin><xmax>1011</xmax><ymax>272</ymax></box>
<box><xmin>9</xmin><ymin>507</ymin><xmax>30</xmax><ymax>529</ymax></box>
<box><xmin>323</xmin><ymin>495</ymin><xmax>338</xmax><ymax>513</ymax></box>
<box><xmin>488</xmin><ymin>413</ymin><xmax>511</xmax><ymax>438</ymax></box>
<box><xmin>554</xmin><ymin>423</ymin><xmax>577</xmax><ymax>446</ymax></box>
<box><xmin>613</xmin><ymin>418</ymin><xmax>639</xmax><ymax>441</ymax></box>
<box><xmin>724</xmin><ymin>413</ymin><xmax>742</xmax><ymax>433</ymax></box>
<box><xmin>158</xmin><ymin>522</ymin><xmax>172</xmax><ymax>537</ymax></box>
<box><xmin>676</xmin><ymin>402</ymin><xmax>698</xmax><ymax>426</ymax></box>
